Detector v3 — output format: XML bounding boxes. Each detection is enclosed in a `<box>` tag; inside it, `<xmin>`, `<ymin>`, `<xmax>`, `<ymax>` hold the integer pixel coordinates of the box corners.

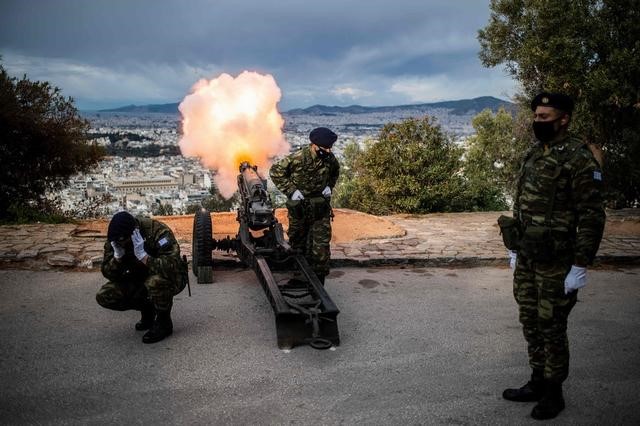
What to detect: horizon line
<box><xmin>80</xmin><ymin>95</ymin><xmax>514</xmax><ymax>113</ymax></box>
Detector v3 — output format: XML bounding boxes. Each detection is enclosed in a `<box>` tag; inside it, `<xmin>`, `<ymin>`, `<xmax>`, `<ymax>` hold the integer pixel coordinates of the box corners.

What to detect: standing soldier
<box><xmin>500</xmin><ymin>92</ymin><xmax>605</xmax><ymax>419</ymax></box>
<box><xmin>97</xmin><ymin>211</ymin><xmax>188</xmax><ymax>344</ymax></box>
<box><xmin>270</xmin><ymin>127</ymin><xmax>340</xmax><ymax>285</ymax></box>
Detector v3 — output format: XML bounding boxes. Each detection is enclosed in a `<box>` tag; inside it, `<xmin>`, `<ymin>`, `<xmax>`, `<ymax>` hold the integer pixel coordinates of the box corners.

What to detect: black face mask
<box><xmin>532</xmin><ymin>118</ymin><xmax>561</xmax><ymax>143</ymax></box>
<box><xmin>316</xmin><ymin>148</ymin><xmax>331</xmax><ymax>160</ymax></box>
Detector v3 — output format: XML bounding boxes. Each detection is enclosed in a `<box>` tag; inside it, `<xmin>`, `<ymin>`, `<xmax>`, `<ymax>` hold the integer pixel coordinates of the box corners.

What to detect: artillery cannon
<box><xmin>191</xmin><ymin>162</ymin><xmax>340</xmax><ymax>349</ymax></box>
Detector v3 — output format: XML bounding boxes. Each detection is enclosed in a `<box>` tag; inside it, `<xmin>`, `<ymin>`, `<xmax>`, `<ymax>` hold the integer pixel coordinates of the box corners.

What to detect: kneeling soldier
<box><xmin>97</xmin><ymin>211</ymin><xmax>188</xmax><ymax>343</ymax></box>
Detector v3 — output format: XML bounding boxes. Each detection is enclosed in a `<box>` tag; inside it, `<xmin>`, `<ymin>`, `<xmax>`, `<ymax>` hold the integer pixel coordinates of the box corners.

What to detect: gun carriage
<box><xmin>191</xmin><ymin>162</ymin><xmax>340</xmax><ymax>349</ymax></box>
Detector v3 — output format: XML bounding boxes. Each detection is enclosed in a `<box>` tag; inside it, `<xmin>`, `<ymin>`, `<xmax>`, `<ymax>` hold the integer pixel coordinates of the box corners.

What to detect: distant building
<box><xmin>111</xmin><ymin>176</ymin><xmax>178</xmax><ymax>194</ymax></box>
<box><xmin>174</xmin><ymin>173</ymin><xmax>196</xmax><ymax>188</ymax></box>
<box><xmin>186</xmin><ymin>190</ymin><xmax>210</xmax><ymax>203</ymax></box>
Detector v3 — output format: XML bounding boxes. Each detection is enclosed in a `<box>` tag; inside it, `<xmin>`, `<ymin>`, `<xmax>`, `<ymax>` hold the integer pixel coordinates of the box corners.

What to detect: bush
<box><xmin>185</xmin><ymin>183</ymin><xmax>239</xmax><ymax>214</ymax></box>
<box><xmin>464</xmin><ymin>107</ymin><xmax>531</xmax><ymax>206</ymax></box>
<box><xmin>332</xmin><ymin>140</ymin><xmax>363</xmax><ymax>209</ymax></box>
<box><xmin>337</xmin><ymin>116</ymin><xmax>506</xmax><ymax>214</ymax></box>
<box><xmin>1</xmin><ymin>200</ymin><xmax>71</xmax><ymax>225</ymax></box>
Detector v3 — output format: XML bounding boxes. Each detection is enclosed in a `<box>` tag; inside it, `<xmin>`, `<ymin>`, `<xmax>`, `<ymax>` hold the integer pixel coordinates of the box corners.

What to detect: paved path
<box><xmin>1</xmin><ymin>267</ymin><xmax>639</xmax><ymax>424</ymax></box>
<box><xmin>0</xmin><ymin>210</ymin><xmax>638</xmax><ymax>270</ymax></box>
<box><xmin>332</xmin><ymin>210</ymin><xmax>640</xmax><ymax>267</ymax></box>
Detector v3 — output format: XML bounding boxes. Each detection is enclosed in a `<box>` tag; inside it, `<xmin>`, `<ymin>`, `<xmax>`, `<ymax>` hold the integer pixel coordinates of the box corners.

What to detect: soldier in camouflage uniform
<box><xmin>270</xmin><ymin>127</ymin><xmax>340</xmax><ymax>284</ymax></box>
<box><xmin>501</xmin><ymin>93</ymin><xmax>605</xmax><ymax>420</ymax></box>
<box><xmin>97</xmin><ymin>211</ymin><xmax>188</xmax><ymax>344</ymax></box>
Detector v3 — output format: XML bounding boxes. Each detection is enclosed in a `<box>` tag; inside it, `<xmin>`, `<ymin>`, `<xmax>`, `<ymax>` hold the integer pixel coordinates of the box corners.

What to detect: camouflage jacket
<box><xmin>269</xmin><ymin>145</ymin><xmax>340</xmax><ymax>197</ymax></box>
<box><xmin>101</xmin><ymin>217</ymin><xmax>186</xmax><ymax>283</ymax></box>
<box><xmin>514</xmin><ymin>133</ymin><xmax>606</xmax><ymax>265</ymax></box>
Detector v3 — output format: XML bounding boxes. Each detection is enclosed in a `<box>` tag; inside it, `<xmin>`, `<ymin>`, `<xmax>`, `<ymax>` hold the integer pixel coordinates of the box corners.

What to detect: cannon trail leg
<box><xmin>250</xmin><ymin>255</ymin><xmax>340</xmax><ymax>349</ymax></box>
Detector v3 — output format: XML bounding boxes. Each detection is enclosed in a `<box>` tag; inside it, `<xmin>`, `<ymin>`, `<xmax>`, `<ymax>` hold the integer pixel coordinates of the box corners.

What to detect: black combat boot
<box><xmin>503</xmin><ymin>369</ymin><xmax>544</xmax><ymax>402</ymax></box>
<box><xmin>135</xmin><ymin>300</ymin><xmax>155</xmax><ymax>331</ymax></box>
<box><xmin>531</xmin><ymin>380</ymin><xmax>565</xmax><ymax>420</ymax></box>
<box><xmin>142</xmin><ymin>310</ymin><xmax>173</xmax><ymax>344</ymax></box>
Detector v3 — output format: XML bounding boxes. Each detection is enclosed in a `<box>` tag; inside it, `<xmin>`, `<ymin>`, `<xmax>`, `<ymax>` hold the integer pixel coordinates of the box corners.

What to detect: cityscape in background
<box><xmin>59</xmin><ymin>97</ymin><xmax>510</xmax><ymax>217</ymax></box>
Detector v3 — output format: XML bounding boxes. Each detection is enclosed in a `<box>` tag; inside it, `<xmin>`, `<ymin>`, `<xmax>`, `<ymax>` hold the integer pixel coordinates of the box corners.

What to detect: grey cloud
<box><xmin>0</xmin><ymin>0</ymin><xmax>514</xmax><ymax>109</ymax></box>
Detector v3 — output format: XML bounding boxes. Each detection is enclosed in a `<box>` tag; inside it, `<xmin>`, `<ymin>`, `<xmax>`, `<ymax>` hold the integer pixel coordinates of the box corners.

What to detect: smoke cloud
<box><xmin>178</xmin><ymin>71</ymin><xmax>290</xmax><ymax>198</ymax></box>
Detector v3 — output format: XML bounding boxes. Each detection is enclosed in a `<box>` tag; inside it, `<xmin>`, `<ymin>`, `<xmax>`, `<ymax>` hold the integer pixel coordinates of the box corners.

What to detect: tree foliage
<box><xmin>478</xmin><ymin>0</ymin><xmax>640</xmax><ymax>206</ymax></box>
<box><xmin>63</xmin><ymin>193</ymin><xmax>115</xmax><ymax>220</ymax></box>
<box><xmin>335</xmin><ymin>116</ymin><xmax>506</xmax><ymax>214</ymax></box>
<box><xmin>202</xmin><ymin>183</ymin><xmax>239</xmax><ymax>212</ymax></box>
<box><xmin>465</xmin><ymin>107</ymin><xmax>532</xmax><ymax>201</ymax></box>
<box><xmin>184</xmin><ymin>182</ymin><xmax>239</xmax><ymax>214</ymax></box>
<box><xmin>332</xmin><ymin>140</ymin><xmax>363</xmax><ymax>209</ymax></box>
<box><xmin>0</xmin><ymin>63</ymin><xmax>104</xmax><ymax>219</ymax></box>
<box><xmin>152</xmin><ymin>202</ymin><xmax>174</xmax><ymax>216</ymax></box>
<box><xmin>184</xmin><ymin>182</ymin><xmax>240</xmax><ymax>214</ymax></box>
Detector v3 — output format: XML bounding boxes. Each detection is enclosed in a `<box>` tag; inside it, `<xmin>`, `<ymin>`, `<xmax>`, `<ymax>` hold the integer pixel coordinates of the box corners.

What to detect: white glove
<box><xmin>322</xmin><ymin>186</ymin><xmax>332</xmax><ymax>198</ymax></box>
<box><xmin>110</xmin><ymin>241</ymin><xmax>125</xmax><ymax>260</ymax></box>
<box><xmin>291</xmin><ymin>189</ymin><xmax>304</xmax><ymax>201</ymax></box>
<box><xmin>564</xmin><ymin>265</ymin><xmax>587</xmax><ymax>294</ymax></box>
<box><xmin>508</xmin><ymin>250</ymin><xmax>517</xmax><ymax>270</ymax></box>
<box><xmin>131</xmin><ymin>228</ymin><xmax>148</xmax><ymax>261</ymax></box>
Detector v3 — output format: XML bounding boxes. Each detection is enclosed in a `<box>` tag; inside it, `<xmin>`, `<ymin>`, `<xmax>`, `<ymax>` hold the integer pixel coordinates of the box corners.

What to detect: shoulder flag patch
<box><xmin>593</xmin><ymin>171</ymin><xmax>602</xmax><ymax>181</ymax></box>
<box><xmin>158</xmin><ymin>237</ymin><xmax>169</xmax><ymax>247</ymax></box>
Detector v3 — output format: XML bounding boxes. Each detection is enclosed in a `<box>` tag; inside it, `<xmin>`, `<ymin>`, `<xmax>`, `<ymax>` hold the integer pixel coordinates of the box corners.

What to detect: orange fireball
<box><xmin>178</xmin><ymin>71</ymin><xmax>290</xmax><ymax>198</ymax></box>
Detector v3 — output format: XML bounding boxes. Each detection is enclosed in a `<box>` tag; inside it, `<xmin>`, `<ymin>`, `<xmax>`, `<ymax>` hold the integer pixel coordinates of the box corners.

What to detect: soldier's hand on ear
<box><xmin>110</xmin><ymin>241</ymin><xmax>125</xmax><ymax>260</ymax></box>
<box><xmin>291</xmin><ymin>189</ymin><xmax>304</xmax><ymax>200</ymax></box>
<box><xmin>564</xmin><ymin>265</ymin><xmax>587</xmax><ymax>294</ymax></box>
<box><xmin>132</xmin><ymin>229</ymin><xmax>148</xmax><ymax>262</ymax></box>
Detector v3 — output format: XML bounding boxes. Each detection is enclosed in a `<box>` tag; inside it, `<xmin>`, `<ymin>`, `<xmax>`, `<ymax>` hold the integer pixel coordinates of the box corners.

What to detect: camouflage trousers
<box><xmin>513</xmin><ymin>254</ymin><xmax>578</xmax><ymax>383</ymax></box>
<box><xmin>96</xmin><ymin>274</ymin><xmax>178</xmax><ymax>313</ymax></box>
<box><xmin>287</xmin><ymin>209</ymin><xmax>332</xmax><ymax>278</ymax></box>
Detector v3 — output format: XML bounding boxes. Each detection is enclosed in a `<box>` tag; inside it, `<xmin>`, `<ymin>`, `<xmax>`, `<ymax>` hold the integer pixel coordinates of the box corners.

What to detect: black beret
<box><xmin>309</xmin><ymin>127</ymin><xmax>337</xmax><ymax>148</ymax></box>
<box><xmin>531</xmin><ymin>92</ymin><xmax>574</xmax><ymax>115</ymax></box>
<box><xmin>107</xmin><ymin>211</ymin><xmax>136</xmax><ymax>242</ymax></box>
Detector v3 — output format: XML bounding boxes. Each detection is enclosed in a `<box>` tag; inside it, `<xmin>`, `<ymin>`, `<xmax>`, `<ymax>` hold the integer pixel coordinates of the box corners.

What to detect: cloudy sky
<box><xmin>0</xmin><ymin>0</ymin><xmax>516</xmax><ymax>111</ymax></box>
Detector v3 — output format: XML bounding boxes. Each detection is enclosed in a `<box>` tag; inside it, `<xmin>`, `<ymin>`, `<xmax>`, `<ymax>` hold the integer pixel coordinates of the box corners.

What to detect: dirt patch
<box><xmin>605</xmin><ymin>218</ymin><xmax>640</xmax><ymax>236</ymax></box>
<box><xmin>75</xmin><ymin>208</ymin><xmax>405</xmax><ymax>244</ymax></box>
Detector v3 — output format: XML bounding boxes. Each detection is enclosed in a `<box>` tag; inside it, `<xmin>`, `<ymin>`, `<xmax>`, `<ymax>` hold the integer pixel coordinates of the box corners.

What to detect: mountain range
<box><xmin>98</xmin><ymin>96</ymin><xmax>514</xmax><ymax>116</ymax></box>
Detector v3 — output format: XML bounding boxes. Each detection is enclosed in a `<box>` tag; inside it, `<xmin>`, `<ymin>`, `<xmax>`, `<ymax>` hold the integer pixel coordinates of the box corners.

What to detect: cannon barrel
<box><xmin>237</xmin><ymin>161</ymin><xmax>274</xmax><ymax>230</ymax></box>
<box><xmin>191</xmin><ymin>160</ymin><xmax>340</xmax><ymax>348</ymax></box>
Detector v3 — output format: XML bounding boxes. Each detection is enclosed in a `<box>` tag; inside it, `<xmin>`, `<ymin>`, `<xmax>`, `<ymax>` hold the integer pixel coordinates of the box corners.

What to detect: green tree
<box><xmin>153</xmin><ymin>202</ymin><xmax>174</xmax><ymax>216</ymax></box>
<box><xmin>185</xmin><ymin>203</ymin><xmax>202</xmax><ymax>214</ymax></box>
<box><xmin>0</xmin><ymin>63</ymin><xmax>104</xmax><ymax>220</ymax></box>
<box><xmin>332</xmin><ymin>140</ymin><xmax>363</xmax><ymax>209</ymax></box>
<box><xmin>184</xmin><ymin>183</ymin><xmax>239</xmax><ymax>214</ymax></box>
<box><xmin>203</xmin><ymin>183</ymin><xmax>238</xmax><ymax>212</ymax></box>
<box><xmin>63</xmin><ymin>193</ymin><xmax>115</xmax><ymax>219</ymax></box>
<box><xmin>203</xmin><ymin>186</ymin><xmax>238</xmax><ymax>212</ymax></box>
<box><xmin>478</xmin><ymin>0</ymin><xmax>640</xmax><ymax>206</ymax></box>
<box><xmin>465</xmin><ymin>107</ymin><xmax>531</xmax><ymax>201</ymax></box>
<box><xmin>345</xmin><ymin>116</ymin><xmax>505</xmax><ymax>214</ymax></box>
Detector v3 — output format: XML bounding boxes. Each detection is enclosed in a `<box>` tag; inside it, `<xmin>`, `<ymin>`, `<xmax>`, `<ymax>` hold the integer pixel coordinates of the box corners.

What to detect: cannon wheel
<box><xmin>192</xmin><ymin>208</ymin><xmax>214</xmax><ymax>283</ymax></box>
